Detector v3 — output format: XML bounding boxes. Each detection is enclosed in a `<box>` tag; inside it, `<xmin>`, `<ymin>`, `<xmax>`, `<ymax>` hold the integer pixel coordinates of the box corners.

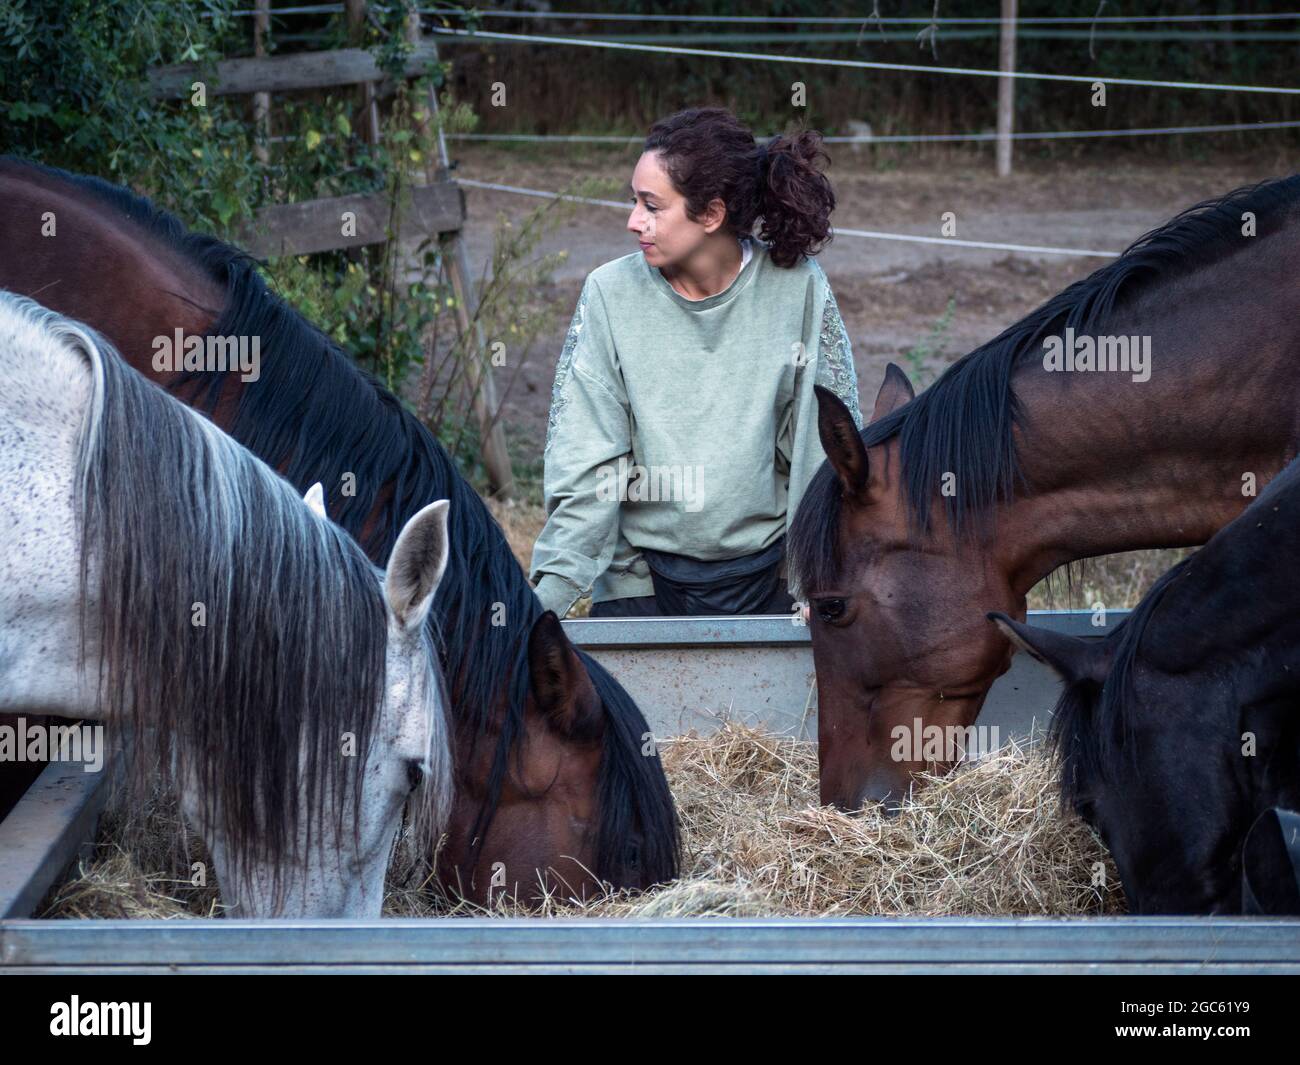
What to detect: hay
<box><xmin>40</xmin><ymin>784</ymin><xmax>225</xmax><ymax>920</ymax></box>
<box><xmin>39</xmin><ymin>724</ymin><xmax>1124</xmax><ymax>919</ymax></box>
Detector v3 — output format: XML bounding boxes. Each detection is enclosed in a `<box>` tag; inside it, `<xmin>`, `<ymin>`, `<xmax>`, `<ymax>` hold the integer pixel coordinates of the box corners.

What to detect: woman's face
<box><xmin>627</xmin><ymin>150</ymin><xmax>721</xmax><ymax>267</ymax></box>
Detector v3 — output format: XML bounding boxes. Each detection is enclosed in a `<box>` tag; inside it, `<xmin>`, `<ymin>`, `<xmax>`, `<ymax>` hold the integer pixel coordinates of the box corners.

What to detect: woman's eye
<box><xmin>816</xmin><ymin>598</ymin><xmax>847</xmax><ymax>623</ymax></box>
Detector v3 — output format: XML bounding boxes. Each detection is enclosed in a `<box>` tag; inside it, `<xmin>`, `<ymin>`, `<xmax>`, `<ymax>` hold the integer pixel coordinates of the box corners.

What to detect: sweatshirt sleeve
<box><xmin>781</xmin><ymin>265</ymin><xmax>865</xmax><ymax>602</ymax></box>
<box><xmin>529</xmin><ymin>277</ymin><xmax>630</xmax><ymax>618</ymax></box>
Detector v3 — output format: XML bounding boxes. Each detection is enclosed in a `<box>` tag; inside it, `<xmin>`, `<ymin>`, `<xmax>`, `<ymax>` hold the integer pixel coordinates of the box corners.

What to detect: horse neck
<box><xmin>0</xmin><ymin>165</ymin><xmax>225</xmax><ymax>359</ymax></box>
<box><xmin>999</xmin><ymin>237</ymin><xmax>1300</xmax><ymax>596</ymax></box>
<box><xmin>1142</xmin><ymin>461</ymin><xmax>1300</xmax><ymax>675</ymax></box>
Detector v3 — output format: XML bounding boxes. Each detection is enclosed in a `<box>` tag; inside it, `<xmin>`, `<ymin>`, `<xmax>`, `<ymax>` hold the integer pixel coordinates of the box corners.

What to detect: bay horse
<box><xmin>0</xmin><ymin>157</ymin><xmax>679</xmax><ymax>902</ymax></box>
<box><xmin>0</xmin><ymin>292</ymin><xmax>454</xmax><ymax>916</ymax></box>
<box><xmin>790</xmin><ymin>173</ymin><xmax>1300</xmax><ymax>811</ymax></box>
<box><xmin>988</xmin><ymin>455</ymin><xmax>1300</xmax><ymax>914</ymax></box>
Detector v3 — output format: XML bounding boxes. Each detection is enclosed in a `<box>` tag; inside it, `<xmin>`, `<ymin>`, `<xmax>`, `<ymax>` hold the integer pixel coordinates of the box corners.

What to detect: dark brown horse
<box><xmin>790</xmin><ymin>174</ymin><xmax>1300</xmax><ymax>811</ymax></box>
<box><xmin>0</xmin><ymin>157</ymin><xmax>679</xmax><ymax>902</ymax></box>
<box><xmin>988</xmin><ymin>451</ymin><xmax>1300</xmax><ymax>914</ymax></box>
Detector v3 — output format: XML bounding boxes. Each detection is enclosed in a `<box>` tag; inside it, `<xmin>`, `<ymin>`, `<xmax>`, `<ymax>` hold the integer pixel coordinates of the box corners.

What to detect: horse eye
<box><xmin>1073</xmin><ymin>794</ymin><xmax>1097</xmax><ymax>822</ymax></box>
<box><xmin>406</xmin><ymin>759</ymin><xmax>426</xmax><ymax>793</ymax></box>
<box><xmin>816</xmin><ymin>598</ymin><xmax>847</xmax><ymax>623</ymax></box>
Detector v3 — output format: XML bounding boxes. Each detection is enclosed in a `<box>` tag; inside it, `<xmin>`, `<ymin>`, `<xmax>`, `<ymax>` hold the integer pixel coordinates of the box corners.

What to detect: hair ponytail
<box><xmin>644</xmin><ymin>108</ymin><xmax>836</xmax><ymax>268</ymax></box>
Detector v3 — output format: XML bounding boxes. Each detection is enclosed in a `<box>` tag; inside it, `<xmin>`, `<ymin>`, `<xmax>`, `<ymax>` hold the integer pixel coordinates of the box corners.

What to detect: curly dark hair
<box><xmin>642</xmin><ymin>107</ymin><xmax>835</xmax><ymax>269</ymax></box>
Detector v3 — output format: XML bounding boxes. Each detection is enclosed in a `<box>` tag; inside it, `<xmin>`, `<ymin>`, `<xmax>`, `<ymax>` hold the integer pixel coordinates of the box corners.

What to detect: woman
<box><xmin>529</xmin><ymin>107</ymin><xmax>864</xmax><ymax>618</ymax></box>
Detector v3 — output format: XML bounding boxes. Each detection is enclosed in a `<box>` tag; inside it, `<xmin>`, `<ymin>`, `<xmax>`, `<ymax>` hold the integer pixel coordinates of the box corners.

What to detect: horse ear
<box><xmin>303</xmin><ymin>482</ymin><xmax>326</xmax><ymax>519</ymax></box>
<box><xmin>871</xmin><ymin>363</ymin><xmax>915</xmax><ymax>423</ymax></box>
<box><xmin>987</xmin><ymin>612</ymin><xmax>1111</xmax><ymax>685</ymax></box>
<box><xmin>814</xmin><ymin>384</ymin><xmax>870</xmax><ymax>499</ymax></box>
<box><xmin>385</xmin><ymin>500</ymin><xmax>450</xmax><ymax>632</ymax></box>
<box><xmin>527</xmin><ymin>611</ymin><xmax>604</xmax><ymax>741</ymax></box>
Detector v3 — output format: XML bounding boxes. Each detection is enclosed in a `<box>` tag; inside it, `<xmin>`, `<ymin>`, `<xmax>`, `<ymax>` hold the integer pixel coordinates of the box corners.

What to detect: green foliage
<box><xmin>904</xmin><ymin>296</ymin><xmax>956</xmax><ymax>389</ymax></box>
<box><xmin>0</xmin><ymin>0</ymin><xmax>559</xmax><ymax>484</ymax></box>
<box><xmin>0</xmin><ymin>0</ymin><xmax>260</xmax><ymax>229</ymax></box>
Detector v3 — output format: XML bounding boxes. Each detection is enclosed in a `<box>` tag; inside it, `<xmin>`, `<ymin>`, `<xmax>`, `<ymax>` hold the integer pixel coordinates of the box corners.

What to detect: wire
<box><xmin>416</xmin><ymin>8</ymin><xmax>1300</xmax><ymax>25</ymax></box>
<box><xmin>214</xmin><ymin>5</ymin><xmax>1300</xmax><ymax>26</ymax></box>
<box><xmin>447</xmin><ymin>119</ymin><xmax>1300</xmax><ymax>145</ymax></box>
<box><xmin>456</xmin><ymin>177</ymin><xmax>1122</xmax><ymax>258</ymax></box>
<box><xmin>428</xmin><ymin>26</ymin><xmax>1300</xmax><ymax>95</ymax></box>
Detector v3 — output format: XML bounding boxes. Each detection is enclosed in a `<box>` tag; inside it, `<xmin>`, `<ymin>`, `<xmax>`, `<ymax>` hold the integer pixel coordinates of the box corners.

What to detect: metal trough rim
<box><xmin>3</xmin><ymin>916</ymin><xmax>1299</xmax><ymax>974</ymax></box>
<box><xmin>0</xmin><ymin>757</ymin><xmax>114</xmax><ymax>919</ymax></box>
<box><xmin>563</xmin><ymin>607</ymin><xmax>1129</xmax><ymax>647</ymax></box>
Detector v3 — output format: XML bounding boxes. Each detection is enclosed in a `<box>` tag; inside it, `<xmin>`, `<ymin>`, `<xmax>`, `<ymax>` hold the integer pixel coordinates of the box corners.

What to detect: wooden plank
<box><xmin>3</xmin><ymin>917</ymin><xmax>1299</xmax><ymax>972</ymax></box>
<box><xmin>149</xmin><ymin>41</ymin><xmax>440</xmax><ymax>99</ymax></box>
<box><xmin>0</xmin><ymin>759</ymin><xmax>114</xmax><ymax>918</ymax></box>
<box><xmin>236</xmin><ymin>183</ymin><xmax>464</xmax><ymax>258</ymax></box>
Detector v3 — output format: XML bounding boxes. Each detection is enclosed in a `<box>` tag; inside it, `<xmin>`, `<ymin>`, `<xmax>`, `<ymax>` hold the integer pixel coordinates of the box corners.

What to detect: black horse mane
<box><xmin>9</xmin><ymin>157</ymin><xmax>679</xmax><ymax>885</ymax></box>
<box><xmin>789</xmin><ymin>174</ymin><xmax>1300</xmax><ymax>595</ymax></box>
<box><xmin>1047</xmin><ymin>555</ymin><xmax>1193</xmax><ymax>807</ymax></box>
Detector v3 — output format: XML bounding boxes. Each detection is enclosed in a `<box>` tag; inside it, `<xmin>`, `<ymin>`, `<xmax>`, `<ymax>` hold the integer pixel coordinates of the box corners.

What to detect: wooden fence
<box><xmin>148</xmin><ymin>3</ymin><xmax>514</xmax><ymax>497</ymax></box>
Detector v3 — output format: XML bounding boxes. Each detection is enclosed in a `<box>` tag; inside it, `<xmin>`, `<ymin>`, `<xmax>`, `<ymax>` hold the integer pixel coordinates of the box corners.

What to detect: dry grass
<box><xmin>482</xmin><ymin>496</ymin><xmax>545</xmax><ymax>573</ymax></box>
<box><xmin>1026</xmin><ymin>549</ymin><xmax>1193</xmax><ymax>614</ymax></box>
<box><xmin>41</xmin><ymin>724</ymin><xmax>1123</xmax><ymax>920</ymax></box>
<box><xmin>40</xmin><ymin>790</ymin><xmax>224</xmax><ymax>920</ymax></box>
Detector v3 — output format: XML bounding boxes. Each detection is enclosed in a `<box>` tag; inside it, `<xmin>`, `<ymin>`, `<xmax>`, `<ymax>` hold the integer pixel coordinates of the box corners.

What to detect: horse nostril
<box><xmin>852</xmin><ymin>782</ymin><xmax>905</xmax><ymax>817</ymax></box>
<box><xmin>876</xmin><ymin>796</ymin><xmax>904</xmax><ymax>819</ymax></box>
<box><xmin>828</xmin><ymin>778</ymin><xmax>907</xmax><ymax>816</ymax></box>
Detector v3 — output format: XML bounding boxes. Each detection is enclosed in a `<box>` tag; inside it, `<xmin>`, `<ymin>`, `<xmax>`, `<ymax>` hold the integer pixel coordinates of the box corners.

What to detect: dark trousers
<box><xmin>589</xmin><ymin>579</ymin><xmax>797</xmax><ymax>617</ymax></box>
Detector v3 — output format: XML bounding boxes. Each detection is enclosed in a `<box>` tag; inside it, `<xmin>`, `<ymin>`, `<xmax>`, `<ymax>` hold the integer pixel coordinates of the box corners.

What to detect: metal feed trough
<box><xmin>563</xmin><ymin>608</ymin><xmax>1123</xmax><ymax>744</ymax></box>
<box><xmin>3</xmin><ymin>609</ymin><xmax>1300</xmax><ymax>973</ymax></box>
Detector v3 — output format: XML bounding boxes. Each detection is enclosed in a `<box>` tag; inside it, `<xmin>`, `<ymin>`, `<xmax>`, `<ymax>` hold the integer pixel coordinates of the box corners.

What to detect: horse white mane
<box><xmin>0</xmin><ymin>290</ymin><xmax>453</xmax><ymax>915</ymax></box>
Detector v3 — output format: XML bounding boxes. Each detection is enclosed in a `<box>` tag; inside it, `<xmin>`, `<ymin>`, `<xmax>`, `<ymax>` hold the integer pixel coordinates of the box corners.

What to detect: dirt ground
<box><xmin>448</xmin><ymin>146</ymin><xmax>1286</xmax><ymax>606</ymax></box>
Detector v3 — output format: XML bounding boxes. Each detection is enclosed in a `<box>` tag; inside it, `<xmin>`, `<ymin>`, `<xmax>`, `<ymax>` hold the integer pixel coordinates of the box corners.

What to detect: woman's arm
<box><xmin>529</xmin><ymin>277</ymin><xmax>631</xmax><ymax>618</ymax></box>
<box><xmin>782</xmin><ymin>268</ymin><xmax>865</xmax><ymax>602</ymax></box>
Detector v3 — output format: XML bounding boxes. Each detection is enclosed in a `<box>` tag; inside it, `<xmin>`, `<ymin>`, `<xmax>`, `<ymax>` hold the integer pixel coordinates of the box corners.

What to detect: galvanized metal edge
<box><xmin>2</xmin><ymin>916</ymin><xmax>1297</xmax><ymax>973</ymax></box>
<box><xmin>0</xmin><ymin>759</ymin><xmax>115</xmax><ymax>918</ymax></box>
<box><xmin>564</xmin><ymin>608</ymin><xmax>1129</xmax><ymax>647</ymax></box>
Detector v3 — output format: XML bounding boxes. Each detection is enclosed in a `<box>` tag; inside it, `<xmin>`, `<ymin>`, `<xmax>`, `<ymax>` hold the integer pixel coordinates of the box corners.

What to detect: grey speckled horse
<box><xmin>0</xmin><ymin>292</ymin><xmax>454</xmax><ymax>916</ymax></box>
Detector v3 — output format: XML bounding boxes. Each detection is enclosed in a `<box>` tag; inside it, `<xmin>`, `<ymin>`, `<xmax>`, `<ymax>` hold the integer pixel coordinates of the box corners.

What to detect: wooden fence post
<box><xmin>997</xmin><ymin>0</ymin><xmax>1017</xmax><ymax>177</ymax></box>
<box><xmin>345</xmin><ymin>0</ymin><xmax>381</xmax><ymax>145</ymax></box>
<box><xmin>406</xmin><ymin>13</ymin><xmax>515</xmax><ymax>500</ymax></box>
<box><xmin>149</xmin><ymin>23</ymin><xmax>511</xmax><ymax>497</ymax></box>
<box><xmin>252</xmin><ymin>0</ymin><xmax>271</xmax><ymax>164</ymax></box>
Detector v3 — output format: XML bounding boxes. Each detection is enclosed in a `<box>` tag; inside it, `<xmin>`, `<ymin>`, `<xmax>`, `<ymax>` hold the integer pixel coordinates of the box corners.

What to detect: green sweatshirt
<box><xmin>530</xmin><ymin>239</ymin><xmax>864</xmax><ymax>617</ymax></box>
